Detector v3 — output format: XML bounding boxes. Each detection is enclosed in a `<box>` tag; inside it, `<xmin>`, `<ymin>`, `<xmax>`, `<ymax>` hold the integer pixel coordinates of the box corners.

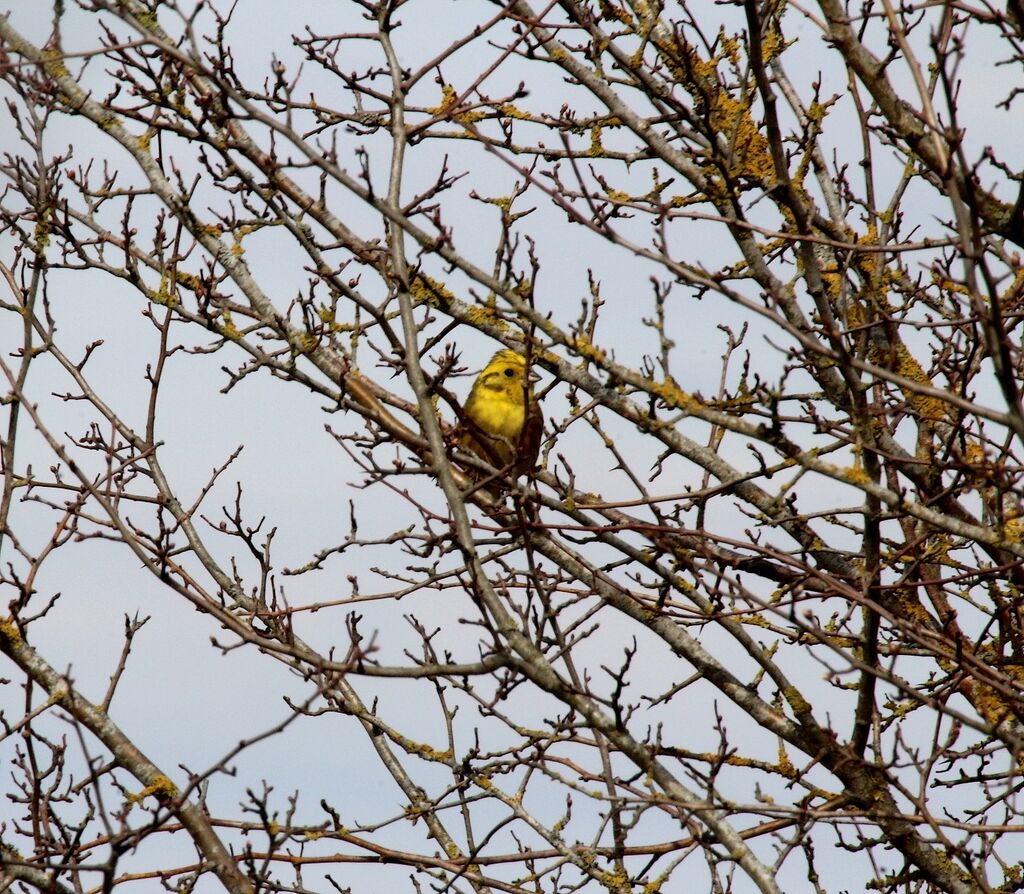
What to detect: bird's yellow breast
<box><xmin>469</xmin><ymin>387</ymin><xmax>526</xmax><ymax>439</ymax></box>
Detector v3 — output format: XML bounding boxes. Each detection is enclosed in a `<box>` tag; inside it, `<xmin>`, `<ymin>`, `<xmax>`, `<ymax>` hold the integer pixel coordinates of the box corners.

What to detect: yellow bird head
<box><xmin>472</xmin><ymin>350</ymin><xmax>533</xmax><ymax>410</ymax></box>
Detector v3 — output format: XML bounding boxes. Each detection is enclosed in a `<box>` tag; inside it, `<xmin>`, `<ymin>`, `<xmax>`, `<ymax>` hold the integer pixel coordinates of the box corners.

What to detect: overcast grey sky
<box><xmin>2</xmin><ymin>2</ymin><xmax>1021</xmax><ymax>892</ymax></box>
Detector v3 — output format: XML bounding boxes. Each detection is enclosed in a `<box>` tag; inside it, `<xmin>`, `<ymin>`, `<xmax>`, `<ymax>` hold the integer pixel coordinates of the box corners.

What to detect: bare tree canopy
<box><xmin>2</xmin><ymin>2</ymin><xmax>1024</xmax><ymax>893</ymax></box>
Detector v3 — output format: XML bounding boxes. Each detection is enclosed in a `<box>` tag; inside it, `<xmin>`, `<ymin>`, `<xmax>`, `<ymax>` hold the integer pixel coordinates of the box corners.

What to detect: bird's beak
<box><xmin>528</xmin><ymin>369</ymin><xmax>541</xmax><ymax>383</ymax></box>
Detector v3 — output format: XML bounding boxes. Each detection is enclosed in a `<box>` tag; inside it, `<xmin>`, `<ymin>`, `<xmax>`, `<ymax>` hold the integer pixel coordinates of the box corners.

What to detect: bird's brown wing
<box><xmin>515</xmin><ymin>400</ymin><xmax>543</xmax><ymax>475</ymax></box>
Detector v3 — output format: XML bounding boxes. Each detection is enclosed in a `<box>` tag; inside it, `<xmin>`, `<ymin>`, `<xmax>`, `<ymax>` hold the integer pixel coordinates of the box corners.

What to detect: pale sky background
<box><xmin>2</xmin><ymin>2</ymin><xmax>1020</xmax><ymax>892</ymax></box>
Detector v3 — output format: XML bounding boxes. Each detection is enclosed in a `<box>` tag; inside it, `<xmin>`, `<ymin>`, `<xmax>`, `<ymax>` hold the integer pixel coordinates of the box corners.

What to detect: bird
<box><xmin>460</xmin><ymin>349</ymin><xmax>543</xmax><ymax>479</ymax></box>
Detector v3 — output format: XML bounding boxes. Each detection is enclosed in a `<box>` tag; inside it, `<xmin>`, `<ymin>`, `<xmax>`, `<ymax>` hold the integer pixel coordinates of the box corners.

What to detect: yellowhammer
<box><xmin>461</xmin><ymin>349</ymin><xmax>543</xmax><ymax>477</ymax></box>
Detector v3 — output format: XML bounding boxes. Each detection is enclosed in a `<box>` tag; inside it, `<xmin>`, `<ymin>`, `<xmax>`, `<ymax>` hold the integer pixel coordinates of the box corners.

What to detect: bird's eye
<box><xmin>504</xmin><ymin>368</ymin><xmax>516</xmax><ymax>377</ymax></box>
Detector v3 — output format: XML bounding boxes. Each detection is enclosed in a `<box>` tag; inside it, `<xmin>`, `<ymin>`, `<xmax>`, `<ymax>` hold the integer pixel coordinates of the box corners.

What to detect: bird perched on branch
<box><xmin>460</xmin><ymin>349</ymin><xmax>543</xmax><ymax>479</ymax></box>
